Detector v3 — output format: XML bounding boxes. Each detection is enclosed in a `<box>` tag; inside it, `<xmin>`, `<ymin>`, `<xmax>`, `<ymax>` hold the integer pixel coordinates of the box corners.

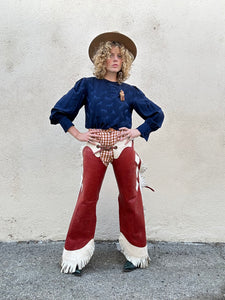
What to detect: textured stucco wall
<box><xmin>0</xmin><ymin>0</ymin><xmax>224</xmax><ymax>242</ymax></box>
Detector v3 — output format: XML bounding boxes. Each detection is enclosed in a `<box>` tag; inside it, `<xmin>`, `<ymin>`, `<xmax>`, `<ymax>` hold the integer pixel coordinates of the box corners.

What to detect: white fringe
<box><xmin>61</xmin><ymin>239</ymin><xmax>95</xmax><ymax>273</ymax></box>
<box><xmin>119</xmin><ymin>233</ymin><xmax>150</xmax><ymax>268</ymax></box>
<box><xmin>137</xmin><ymin>156</ymin><xmax>155</xmax><ymax>192</ymax></box>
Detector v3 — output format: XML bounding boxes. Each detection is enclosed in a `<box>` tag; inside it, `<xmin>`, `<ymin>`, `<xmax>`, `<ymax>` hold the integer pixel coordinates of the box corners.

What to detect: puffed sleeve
<box><xmin>49</xmin><ymin>78</ymin><xmax>87</xmax><ymax>132</ymax></box>
<box><xmin>132</xmin><ymin>86</ymin><xmax>164</xmax><ymax>141</ymax></box>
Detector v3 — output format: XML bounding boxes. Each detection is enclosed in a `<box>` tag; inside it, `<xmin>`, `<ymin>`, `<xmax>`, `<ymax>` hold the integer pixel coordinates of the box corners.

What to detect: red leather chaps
<box><xmin>64</xmin><ymin>145</ymin><xmax>147</xmax><ymax>251</ymax></box>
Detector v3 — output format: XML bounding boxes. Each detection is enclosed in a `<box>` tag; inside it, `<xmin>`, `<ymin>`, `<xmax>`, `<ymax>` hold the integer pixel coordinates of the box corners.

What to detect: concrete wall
<box><xmin>0</xmin><ymin>0</ymin><xmax>224</xmax><ymax>242</ymax></box>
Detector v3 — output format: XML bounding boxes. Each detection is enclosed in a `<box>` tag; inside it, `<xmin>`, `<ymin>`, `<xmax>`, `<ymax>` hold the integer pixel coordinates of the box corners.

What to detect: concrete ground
<box><xmin>0</xmin><ymin>241</ymin><xmax>225</xmax><ymax>300</ymax></box>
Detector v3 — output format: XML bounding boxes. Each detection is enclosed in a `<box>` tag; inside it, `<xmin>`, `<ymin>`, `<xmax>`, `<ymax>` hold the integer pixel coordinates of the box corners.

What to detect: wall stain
<box><xmin>5</xmin><ymin>60</ymin><xmax>14</xmax><ymax>72</ymax></box>
<box><xmin>153</xmin><ymin>23</ymin><xmax>160</xmax><ymax>31</ymax></box>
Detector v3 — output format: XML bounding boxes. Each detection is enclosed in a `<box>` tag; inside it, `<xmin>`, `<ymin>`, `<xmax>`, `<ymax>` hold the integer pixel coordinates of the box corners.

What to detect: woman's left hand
<box><xmin>119</xmin><ymin>127</ymin><xmax>141</xmax><ymax>144</ymax></box>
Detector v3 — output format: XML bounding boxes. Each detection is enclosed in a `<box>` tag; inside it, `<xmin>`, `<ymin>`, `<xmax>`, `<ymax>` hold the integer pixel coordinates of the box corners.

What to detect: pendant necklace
<box><xmin>120</xmin><ymin>90</ymin><xmax>125</xmax><ymax>101</ymax></box>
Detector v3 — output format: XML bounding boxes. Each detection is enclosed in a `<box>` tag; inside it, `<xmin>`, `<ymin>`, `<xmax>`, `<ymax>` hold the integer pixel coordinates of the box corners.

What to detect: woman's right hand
<box><xmin>68</xmin><ymin>126</ymin><xmax>100</xmax><ymax>145</ymax></box>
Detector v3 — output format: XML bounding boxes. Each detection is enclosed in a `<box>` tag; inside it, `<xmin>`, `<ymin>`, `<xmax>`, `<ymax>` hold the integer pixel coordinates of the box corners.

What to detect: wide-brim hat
<box><xmin>88</xmin><ymin>31</ymin><xmax>137</xmax><ymax>62</ymax></box>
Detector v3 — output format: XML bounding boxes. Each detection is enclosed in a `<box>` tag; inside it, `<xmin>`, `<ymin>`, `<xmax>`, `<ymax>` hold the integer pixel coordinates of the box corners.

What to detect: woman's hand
<box><xmin>68</xmin><ymin>126</ymin><xmax>100</xmax><ymax>145</ymax></box>
<box><xmin>119</xmin><ymin>127</ymin><xmax>141</xmax><ymax>144</ymax></box>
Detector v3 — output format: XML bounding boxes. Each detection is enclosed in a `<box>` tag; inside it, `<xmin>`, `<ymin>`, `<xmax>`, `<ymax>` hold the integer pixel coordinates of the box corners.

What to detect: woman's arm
<box><xmin>68</xmin><ymin>126</ymin><xmax>100</xmax><ymax>145</ymax></box>
<box><xmin>132</xmin><ymin>86</ymin><xmax>164</xmax><ymax>141</ymax></box>
<box><xmin>50</xmin><ymin>78</ymin><xmax>87</xmax><ymax>132</ymax></box>
<box><xmin>119</xmin><ymin>127</ymin><xmax>141</xmax><ymax>144</ymax></box>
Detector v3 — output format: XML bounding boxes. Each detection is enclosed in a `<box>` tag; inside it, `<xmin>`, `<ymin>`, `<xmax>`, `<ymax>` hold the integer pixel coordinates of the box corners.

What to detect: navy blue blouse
<box><xmin>50</xmin><ymin>77</ymin><xmax>164</xmax><ymax>141</ymax></box>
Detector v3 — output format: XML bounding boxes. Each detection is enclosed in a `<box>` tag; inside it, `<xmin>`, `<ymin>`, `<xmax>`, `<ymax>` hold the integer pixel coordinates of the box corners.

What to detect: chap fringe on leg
<box><xmin>119</xmin><ymin>233</ymin><xmax>150</xmax><ymax>268</ymax></box>
<box><xmin>61</xmin><ymin>239</ymin><xmax>95</xmax><ymax>273</ymax></box>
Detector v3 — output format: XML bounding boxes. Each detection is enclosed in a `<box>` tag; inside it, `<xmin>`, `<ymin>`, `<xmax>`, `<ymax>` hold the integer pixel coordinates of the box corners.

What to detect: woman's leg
<box><xmin>61</xmin><ymin>146</ymin><xmax>107</xmax><ymax>273</ymax></box>
<box><xmin>112</xmin><ymin>146</ymin><xmax>150</xmax><ymax>268</ymax></box>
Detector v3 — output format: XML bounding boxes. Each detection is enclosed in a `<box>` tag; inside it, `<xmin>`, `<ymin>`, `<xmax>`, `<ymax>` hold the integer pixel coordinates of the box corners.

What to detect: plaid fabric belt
<box><xmin>89</xmin><ymin>128</ymin><xmax>120</xmax><ymax>166</ymax></box>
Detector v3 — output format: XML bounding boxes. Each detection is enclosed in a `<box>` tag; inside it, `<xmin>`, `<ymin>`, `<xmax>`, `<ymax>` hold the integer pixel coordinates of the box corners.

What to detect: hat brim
<box><xmin>88</xmin><ymin>31</ymin><xmax>137</xmax><ymax>62</ymax></box>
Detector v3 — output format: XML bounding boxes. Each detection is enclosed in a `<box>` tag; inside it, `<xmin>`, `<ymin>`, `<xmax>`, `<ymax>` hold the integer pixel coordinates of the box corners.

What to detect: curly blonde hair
<box><xmin>92</xmin><ymin>41</ymin><xmax>134</xmax><ymax>84</ymax></box>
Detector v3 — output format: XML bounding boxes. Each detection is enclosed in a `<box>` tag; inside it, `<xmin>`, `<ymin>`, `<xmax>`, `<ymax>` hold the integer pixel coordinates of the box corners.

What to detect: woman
<box><xmin>50</xmin><ymin>32</ymin><xmax>164</xmax><ymax>276</ymax></box>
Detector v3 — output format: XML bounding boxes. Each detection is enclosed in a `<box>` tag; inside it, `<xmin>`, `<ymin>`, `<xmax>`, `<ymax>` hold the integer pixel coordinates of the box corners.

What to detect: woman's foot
<box><xmin>73</xmin><ymin>267</ymin><xmax>82</xmax><ymax>276</ymax></box>
<box><xmin>123</xmin><ymin>260</ymin><xmax>137</xmax><ymax>272</ymax></box>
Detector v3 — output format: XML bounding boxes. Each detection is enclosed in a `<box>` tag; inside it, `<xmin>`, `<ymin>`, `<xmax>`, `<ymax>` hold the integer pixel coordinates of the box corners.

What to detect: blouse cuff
<box><xmin>137</xmin><ymin>123</ymin><xmax>151</xmax><ymax>141</ymax></box>
<box><xmin>59</xmin><ymin>116</ymin><xmax>74</xmax><ymax>132</ymax></box>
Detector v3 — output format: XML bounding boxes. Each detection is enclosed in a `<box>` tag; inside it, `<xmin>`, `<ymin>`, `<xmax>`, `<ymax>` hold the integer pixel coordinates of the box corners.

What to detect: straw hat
<box><xmin>88</xmin><ymin>31</ymin><xmax>137</xmax><ymax>62</ymax></box>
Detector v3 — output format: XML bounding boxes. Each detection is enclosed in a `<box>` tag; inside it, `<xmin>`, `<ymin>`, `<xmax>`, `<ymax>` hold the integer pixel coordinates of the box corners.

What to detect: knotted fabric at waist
<box><xmin>87</xmin><ymin>128</ymin><xmax>132</xmax><ymax>166</ymax></box>
<box><xmin>95</xmin><ymin>144</ymin><xmax>118</xmax><ymax>152</ymax></box>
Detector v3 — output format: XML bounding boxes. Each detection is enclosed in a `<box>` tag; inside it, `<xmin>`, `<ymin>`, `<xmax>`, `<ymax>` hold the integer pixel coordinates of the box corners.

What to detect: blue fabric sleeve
<box><xmin>49</xmin><ymin>78</ymin><xmax>87</xmax><ymax>132</ymax></box>
<box><xmin>132</xmin><ymin>86</ymin><xmax>164</xmax><ymax>141</ymax></box>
